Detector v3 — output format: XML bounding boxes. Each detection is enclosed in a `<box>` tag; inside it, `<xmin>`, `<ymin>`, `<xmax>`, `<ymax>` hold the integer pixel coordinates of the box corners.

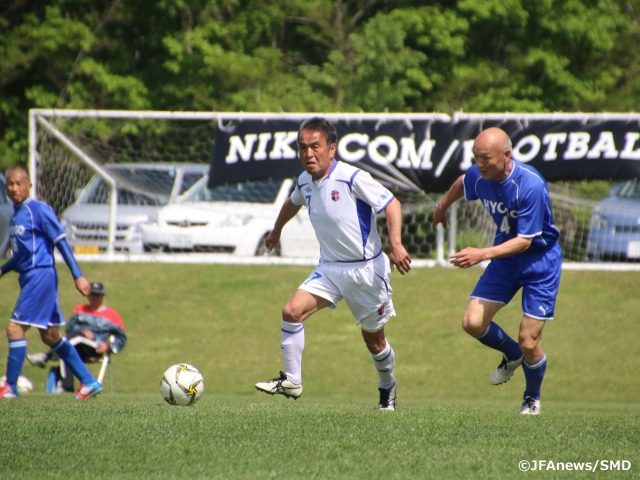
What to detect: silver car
<box><xmin>586</xmin><ymin>180</ymin><xmax>640</xmax><ymax>262</ymax></box>
<box><xmin>60</xmin><ymin>163</ymin><xmax>208</xmax><ymax>254</ymax></box>
<box><xmin>0</xmin><ymin>174</ymin><xmax>12</xmax><ymax>258</ymax></box>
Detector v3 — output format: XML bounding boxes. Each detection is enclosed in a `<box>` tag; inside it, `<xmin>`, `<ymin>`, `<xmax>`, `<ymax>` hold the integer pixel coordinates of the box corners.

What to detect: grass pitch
<box><xmin>0</xmin><ymin>264</ymin><xmax>639</xmax><ymax>479</ymax></box>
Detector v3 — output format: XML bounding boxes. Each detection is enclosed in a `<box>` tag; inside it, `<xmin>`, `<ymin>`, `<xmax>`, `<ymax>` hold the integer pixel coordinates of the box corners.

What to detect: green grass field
<box><xmin>0</xmin><ymin>264</ymin><xmax>639</xmax><ymax>479</ymax></box>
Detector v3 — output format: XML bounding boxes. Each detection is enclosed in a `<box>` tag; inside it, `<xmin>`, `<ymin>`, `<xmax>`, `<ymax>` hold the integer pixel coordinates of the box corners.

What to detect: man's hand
<box><xmin>265</xmin><ymin>229</ymin><xmax>281</xmax><ymax>253</ymax></box>
<box><xmin>431</xmin><ymin>203</ymin><xmax>448</xmax><ymax>230</ymax></box>
<box><xmin>75</xmin><ymin>277</ymin><xmax>91</xmax><ymax>296</ymax></box>
<box><xmin>389</xmin><ymin>245</ymin><xmax>412</xmax><ymax>275</ymax></box>
<box><xmin>449</xmin><ymin>247</ymin><xmax>486</xmax><ymax>269</ymax></box>
<box><xmin>81</xmin><ymin>329</ymin><xmax>95</xmax><ymax>340</ymax></box>
<box><xmin>96</xmin><ymin>342</ymin><xmax>109</xmax><ymax>354</ymax></box>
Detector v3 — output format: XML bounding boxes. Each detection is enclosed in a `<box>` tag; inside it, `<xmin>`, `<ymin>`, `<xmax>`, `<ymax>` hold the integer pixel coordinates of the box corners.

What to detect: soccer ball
<box><xmin>0</xmin><ymin>375</ymin><xmax>34</xmax><ymax>394</ymax></box>
<box><xmin>160</xmin><ymin>364</ymin><xmax>204</xmax><ymax>406</ymax></box>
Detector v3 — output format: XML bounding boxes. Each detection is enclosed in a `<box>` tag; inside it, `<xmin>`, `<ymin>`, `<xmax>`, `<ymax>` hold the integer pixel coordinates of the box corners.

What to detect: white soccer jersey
<box><xmin>290</xmin><ymin>161</ymin><xmax>394</xmax><ymax>262</ymax></box>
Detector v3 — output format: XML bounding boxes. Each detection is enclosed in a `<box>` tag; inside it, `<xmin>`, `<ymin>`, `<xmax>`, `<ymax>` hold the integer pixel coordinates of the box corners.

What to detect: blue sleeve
<box><xmin>516</xmin><ymin>182</ymin><xmax>545</xmax><ymax>237</ymax></box>
<box><xmin>0</xmin><ymin>254</ymin><xmax>18</xmax><ymax>275</ymax></box>
<box><xmin>56</xmin><ymin>239</ymin><xmax>83</xmax><ymax>279</ymax></box>
<box><xmin>463</xmin><ymin>165</ymin><xmax>480</xmax><ymax>201</ymax></box>
<box><xmin>39</xmin><ymin>204</ymin><xmax>66</xmax><ymax>244</ymax></box>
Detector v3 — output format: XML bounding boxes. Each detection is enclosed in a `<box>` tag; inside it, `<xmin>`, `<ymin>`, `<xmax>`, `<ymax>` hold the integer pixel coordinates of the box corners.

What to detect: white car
<box><xmin>141</xmin><ymin>176</ymin><xmax>320</xmax><ymax>257</ymax></box>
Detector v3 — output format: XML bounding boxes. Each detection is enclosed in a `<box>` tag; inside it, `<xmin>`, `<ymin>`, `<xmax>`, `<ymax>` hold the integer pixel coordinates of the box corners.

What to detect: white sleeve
<box><xmin>290</xmin><ymin>180</ymin><xmax>305</xmax><ymax>206</ymax></box>
<box><xmin>351</xmin><ymin>171</ymin><xmax>394</xmax><ymax>213</ymax></box>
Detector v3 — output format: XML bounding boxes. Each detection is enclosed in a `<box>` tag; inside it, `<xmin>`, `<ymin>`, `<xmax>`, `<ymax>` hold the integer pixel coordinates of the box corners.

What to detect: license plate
<box><xmin>627</xmin><ymin>241</ymin><xmax>640</xmax><ymax>258</ymax></box>
<box><xmin>73</xmin><ymin>245</ymin><xmax>100</xmax><ymax>254</ymax></box>
<box><xmin>169</xmin><ymin>235</ymin><xmax>193</xmax><ymax>248</ymax></box>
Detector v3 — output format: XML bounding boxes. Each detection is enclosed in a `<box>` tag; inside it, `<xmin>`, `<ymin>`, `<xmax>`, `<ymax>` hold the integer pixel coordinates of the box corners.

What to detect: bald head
<box><xmin>472</xmin><ymin>128</ymin><xmax>513</xmax><ymax>181</ymax></box>
<box><xmin>475</xmin><ymin>128</ymin><xmax>512</xmax><ymax>153</ymax></box>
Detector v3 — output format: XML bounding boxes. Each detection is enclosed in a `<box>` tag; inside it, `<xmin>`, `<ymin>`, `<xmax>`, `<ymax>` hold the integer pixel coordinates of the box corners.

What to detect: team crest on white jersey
<box><xmin>305</xmin><ymin>186</ymin><xmax>312</xmax><ymax>193</ymax></box>
<box><xmin>331</xmin><ymin>190</ymin><xmax>340</xmax><ymax>201</ymax></box>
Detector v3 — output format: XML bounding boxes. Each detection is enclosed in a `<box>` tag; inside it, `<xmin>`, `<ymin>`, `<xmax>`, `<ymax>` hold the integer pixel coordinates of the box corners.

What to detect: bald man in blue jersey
<box><xmin>433</xmin><ymin>128</ymin><xmax>562</xmax><ymax>415</ymax></box>
<box><xmin>0</xmin><ymin>166</ymin><xmax>103</xmax><ymax>400</ymax></box>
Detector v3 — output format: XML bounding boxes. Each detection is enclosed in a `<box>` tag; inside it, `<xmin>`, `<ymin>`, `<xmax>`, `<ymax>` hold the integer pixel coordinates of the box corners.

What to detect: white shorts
<box><xmin>299</xmin><ymin>253</ymin><xmax>396</xmax><ymax>332</ymax></box>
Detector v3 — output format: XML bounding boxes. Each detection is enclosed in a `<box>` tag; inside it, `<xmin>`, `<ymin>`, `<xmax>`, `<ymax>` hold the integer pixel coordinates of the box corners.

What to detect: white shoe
<box><xmin>490</xmin><ymin>354</ymin><xmax>523</xmax><ymax>385</ymax></box>
<box><xmin>378</xmin><ymin>381</ymin><xmax>397</xmax><ymax>411</ymax></box>
<box><xmin>520</xmin><ymin>396</ymin><xmax>541</xmax><ymax>415</ymax></box>
<box><xmin>255</xmin><ymin>371</ymin><xmax>303</xmax><ymax>399</ymax></box>
<box><xmin>27</xmin><ymin>353</ymin><xmax>49</xmax><ymax>368</ymax></box>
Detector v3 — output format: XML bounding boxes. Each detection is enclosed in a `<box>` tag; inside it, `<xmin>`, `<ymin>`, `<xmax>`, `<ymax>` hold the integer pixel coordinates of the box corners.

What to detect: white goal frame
<box><xmin>28</xmin><ymin>109</ymin><xmax>454</xmax><ymax>262</ymax></box>
<box><xmin>29</xmin><ymin>109</ymin><xmax>640</xmax><ymax>270</ymax></box>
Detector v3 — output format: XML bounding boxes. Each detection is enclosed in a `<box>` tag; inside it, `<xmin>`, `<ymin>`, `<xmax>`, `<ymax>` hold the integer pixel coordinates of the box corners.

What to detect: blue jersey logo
<box><xmin>482</xmin><ymin>199</ymin><xmax>518</xmax><ymax>219</ymax></box>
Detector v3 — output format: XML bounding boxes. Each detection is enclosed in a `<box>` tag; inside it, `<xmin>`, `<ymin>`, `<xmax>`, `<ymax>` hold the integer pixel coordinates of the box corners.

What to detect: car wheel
<box><xmin>255</xmin><ymin>233</ymin><xmax>281</xmax><ymax>257</ymax></box>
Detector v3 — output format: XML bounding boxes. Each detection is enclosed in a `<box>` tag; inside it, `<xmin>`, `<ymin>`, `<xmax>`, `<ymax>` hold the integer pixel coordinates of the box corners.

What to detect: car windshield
<box><xmin>187</xmin><ymin>179</ymin><xmax>282</xmax><ymax>204</ymax></box>
<box><xmin>179</xmin><ymin>172</ymin><xmax>205</xmax><ymax>195</ymax></box>
<box><xmin>83</xmin><ymin>168</ymin><xmax>178</xmax><ymax>205</ymax></box>
<box><xmin>615</xmin><ymin>181</ymin><xmax>640</xmax><ymax>199</ymax></box>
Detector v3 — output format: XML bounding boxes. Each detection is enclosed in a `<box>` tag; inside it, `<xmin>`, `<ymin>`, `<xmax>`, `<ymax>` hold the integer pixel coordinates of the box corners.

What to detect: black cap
<box><xmin>89</xmin><ymin>282</ymin><xmax>106</xmax><ymax>295</ymax></box>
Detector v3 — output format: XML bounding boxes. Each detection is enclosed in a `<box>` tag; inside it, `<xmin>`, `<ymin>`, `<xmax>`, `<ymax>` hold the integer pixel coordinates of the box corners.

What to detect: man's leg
<box><xmin>40</xmin><ymin>327</ymin><xmax>101</xmax><ymax>399</ymax></box>
<box><xmin>463</xmin><ymin>299</ymin><xmax>523</xmax><ymax>384</ymax></box>
<box><xmin>2</xmin><ymin>322</ymin><xmax>29</xmax><ymax>396</ymax></box>
<box><xmin>255</xmin><ymin>289</ymin><xmax>332</xmax><ymax>399</ymax></box>
<box><xmin>518</xmin><ymin>316</ymin><xmax>546</xmax><ymax>414</ymax></box>
<box><xmin>362</xmin><ymin>327</ymin><xmax>397</xmax><ymax>410</ymax></box>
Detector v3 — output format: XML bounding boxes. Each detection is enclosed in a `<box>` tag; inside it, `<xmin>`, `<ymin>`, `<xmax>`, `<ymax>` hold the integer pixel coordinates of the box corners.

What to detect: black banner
<box><xmin>209</xmin><ymin>117</ymin><xmax>640</xmax><ymax>193</ymax></box>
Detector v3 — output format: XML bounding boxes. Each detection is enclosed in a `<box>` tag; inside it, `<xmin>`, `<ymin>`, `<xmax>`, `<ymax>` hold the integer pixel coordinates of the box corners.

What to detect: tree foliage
<box><xmin>1</xmin><ymin>0</ymin><xmax>639</xmax><ymax>170</ymax></box>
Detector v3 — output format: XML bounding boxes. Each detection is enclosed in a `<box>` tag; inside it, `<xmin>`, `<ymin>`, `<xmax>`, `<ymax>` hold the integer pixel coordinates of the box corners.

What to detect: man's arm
<box><xmin>0</xmin><ymin>254</ymin><xmax>18</xmax><ymax>278</ymax></box>
<box><xmin>56</xmin><ymin>239</ymin><xmax>90</xmax><ymax>295</ymax></box>
<box><xmin>265</xmin><ymin>197</ymin><xmax>303</xmax><ymax>253</ymax></box>
<box><xmin>432</xmin><ymin>175</ymin><xmax>465</xmax><ymax>230</ymax></box>
<box><xmin>450</xmin><ymin>236</ymin><xmax>533</xmax><ymax>269</ymax></box>
<box><xmin>385</xmin><ymin>198</ymin><xmax>411</xmax><ymax>274</ymax></box>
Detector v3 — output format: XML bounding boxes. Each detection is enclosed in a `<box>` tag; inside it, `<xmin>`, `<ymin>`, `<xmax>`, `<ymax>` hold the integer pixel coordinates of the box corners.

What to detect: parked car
<box><xmin>586</xmin><ymin>180</ymin><xmax>640</xmax><ymax>261</ymax></box>
<box><xmin>0</xmin><ymin>174</ymin><xmax>12</xmax><ymax>258</ymax></box>
<box><xmin>140</xmin><ymin>176</ymin><xmax>320</xmax><ymax>257</ymax></box>
<box><xmin>61</xmin><ymin>163</ymin><xmax>208</xmax><ymax>254</ymax></box>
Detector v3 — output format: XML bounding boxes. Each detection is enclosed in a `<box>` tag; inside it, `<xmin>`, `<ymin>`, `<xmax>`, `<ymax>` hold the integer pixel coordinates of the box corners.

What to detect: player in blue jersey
<box><xmin>432</xmin><ymin>127</ymin><xmax>562</xmax><ymax>415</ymax></box>
<box><xmin>0</xmin><ymin>166</ymin><xmax>103</xmax><ymax>400</ymax></box>
<box><xmin>255</xmin><ymin>118</ymin><xmax>412</xmax><ymax>410</ymax></box>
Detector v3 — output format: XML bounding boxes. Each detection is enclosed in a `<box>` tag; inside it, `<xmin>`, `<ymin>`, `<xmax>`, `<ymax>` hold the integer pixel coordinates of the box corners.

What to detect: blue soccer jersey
<box><xmin>9</xmin><ymin>198</ymin><xmax>66</xmax><ymax>273</ymax></box>
<box><xmin>463</xmin><ymin>162</ymin><xmax>560</xmax><ymax>251</ymax></box>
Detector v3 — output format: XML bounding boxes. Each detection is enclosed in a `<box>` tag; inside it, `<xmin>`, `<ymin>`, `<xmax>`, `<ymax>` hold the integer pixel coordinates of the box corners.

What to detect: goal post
<box><xmin>33</xmin><ymin>114</ymin><xmax>119</xmax><ymax>257</ymax></box>
<box><xmin>27</xmin><ymin>109</ymin><xmax>640</xmax><ymax>269</ymax></box>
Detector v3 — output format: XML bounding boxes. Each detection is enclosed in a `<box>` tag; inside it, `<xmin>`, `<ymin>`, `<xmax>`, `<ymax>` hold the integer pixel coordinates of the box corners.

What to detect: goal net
<box><xmin>29</xmin><ymin>110</ymin><xmax>635</xmax><ymax>268</ymax></box>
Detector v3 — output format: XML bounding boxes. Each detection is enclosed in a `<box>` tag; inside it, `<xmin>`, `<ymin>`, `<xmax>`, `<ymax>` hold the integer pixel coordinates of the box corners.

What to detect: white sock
<box><xmin>281</xmin><ymin>320</ymin><xmax>304</xmax><ymax>385</ymax></box>
<box><xmin>371</xmin><ymin>342</ymin><xmax>395</xmax><ymax>389</ymax></box>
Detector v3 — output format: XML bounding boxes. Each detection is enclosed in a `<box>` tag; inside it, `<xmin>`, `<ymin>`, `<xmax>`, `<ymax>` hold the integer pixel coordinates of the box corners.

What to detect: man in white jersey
<box><xmin>255</xmin><ymin>118</ymin><xmax>412</xmax><ymax>410</ymax></box>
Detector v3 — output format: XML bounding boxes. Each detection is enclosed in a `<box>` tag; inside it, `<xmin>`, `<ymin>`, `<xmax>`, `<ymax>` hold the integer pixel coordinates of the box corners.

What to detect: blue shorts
<box><xmin>11</xmin><ymin>267</ymin><xmax>65</xmax><ymax>329</ymax></box>
<box><xmin>471</xmin><ymin>243</ymin><xmax>562</xmax><ymax>320</ymax></box>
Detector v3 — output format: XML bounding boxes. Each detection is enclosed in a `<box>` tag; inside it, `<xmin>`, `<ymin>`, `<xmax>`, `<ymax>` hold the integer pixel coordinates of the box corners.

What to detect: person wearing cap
<box><xmin>27</xmin><ymin>281</ymin><xmax>126</xmax><ymax>393</ymax></box>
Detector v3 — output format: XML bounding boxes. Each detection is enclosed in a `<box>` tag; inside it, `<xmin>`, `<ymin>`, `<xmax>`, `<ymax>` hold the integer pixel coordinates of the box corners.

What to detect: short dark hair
<box><xmin>298</xmin><ymin>117</ymin><xmax>338</xmax><ymax>147</ymax></box>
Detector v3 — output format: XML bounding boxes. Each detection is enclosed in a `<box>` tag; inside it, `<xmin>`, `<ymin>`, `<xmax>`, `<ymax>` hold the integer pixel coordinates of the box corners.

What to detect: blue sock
<box><xmin>52</xmin><ymin>339</ymin><xmax>95</xmax><ymax>385</ymax></box>
<box><xmin>7</xmin><ymin>338</ymin><xmax>27</xmax><ymax>392</ymax></box>
<box><xmin>522</xmin><ymin>355</ymin><xmax>547</xmax><ymax>400</ymax></box>
<box><xmin>475</xmin><ymin>322</ymin><xmax>522</xmax><ymax>361</ymax></box>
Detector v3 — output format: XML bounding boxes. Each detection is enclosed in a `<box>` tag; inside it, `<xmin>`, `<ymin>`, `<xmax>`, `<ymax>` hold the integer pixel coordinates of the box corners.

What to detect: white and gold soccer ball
<box><xmin>160</xmin><ymin>364</ymin><xmax>204</xmax><ymax>406</ymax></box>
<box><xmin>0</xmin><ymin>375</ymin><xmax>34</xmax><ymax>394</ymax></box>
